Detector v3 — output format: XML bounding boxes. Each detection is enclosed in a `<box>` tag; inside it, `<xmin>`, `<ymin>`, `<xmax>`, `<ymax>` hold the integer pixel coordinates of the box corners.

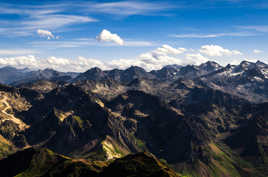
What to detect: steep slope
<box><xmin>20</xmin><ymin>85</ymin><xmax>137</xmax><ymax>160</ymax></box>
<box><xmin>19</xmin><ymin>86</ymin><xmax>263</xmax><ymax>177</ymax></box>
<box><xmin>225</xmin><ymin>102</ymin><xmax>268</xmax><ymax>176</ymax></box>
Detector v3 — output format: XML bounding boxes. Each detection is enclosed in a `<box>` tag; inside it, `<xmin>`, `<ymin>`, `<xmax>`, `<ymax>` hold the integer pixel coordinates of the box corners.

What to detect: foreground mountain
<box><xmin>0</xmin><ymin>60</ymin><xmax>268</xmax><ymax>176</ymax></box>
<box><xmin>0</xmin><ymin>83</ymin><xmax>266</xmax><ymax>176</ymax></box>
<box><xmin>0</xmin><ymin>147</ymin><xmax>180</xmax><ymax>177</ymax></box>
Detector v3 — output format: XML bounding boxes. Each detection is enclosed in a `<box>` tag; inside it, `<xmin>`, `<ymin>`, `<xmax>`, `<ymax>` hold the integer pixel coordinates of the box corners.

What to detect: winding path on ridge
<box><xmin>0</xmin><ymin>93</ymin><xmax>29</xmax><ymax>130</ymax></box>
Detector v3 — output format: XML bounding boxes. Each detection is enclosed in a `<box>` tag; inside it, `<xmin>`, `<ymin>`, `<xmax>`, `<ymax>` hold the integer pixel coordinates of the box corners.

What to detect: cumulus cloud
<box><xmin>97</xmin><ymin>29</ymin><xmax>124</xmax><ymax>46</ymax></box>
<box><xmin>253</xmin><ymin>49</ymin><xmax>263</xmax><ymax>54</ymax></box>
<box><xmin>37</xmin><ymin>29</ymin><xmax>54</xmax><ymax>39</ymax></box>
<box><xmin>199</xmin><ymin>45</ymin><xmax>242</xmax><ymax>57</ymax></box>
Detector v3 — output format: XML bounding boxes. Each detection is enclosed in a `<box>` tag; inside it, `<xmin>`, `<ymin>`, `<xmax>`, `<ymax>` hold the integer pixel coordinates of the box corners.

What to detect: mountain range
<box><xmin>0</xmin><ymin>60</ymin><xmax>267</xmax><ymax>177</ymax></box>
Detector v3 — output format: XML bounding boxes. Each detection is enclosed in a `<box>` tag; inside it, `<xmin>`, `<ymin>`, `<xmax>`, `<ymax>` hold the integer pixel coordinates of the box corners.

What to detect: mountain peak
<box><xmin>125</xmin><ymin>65</ymin><xmax>146</xmax><ymax>72</ymax></box>
<box><xmin>163</xmin><ymin>64</ymin><xmax>182</xmax><ymax>70</ymax></box>
<box><xmin>199</xmin><ymin>61</ymin><xmax>222</xmax><ymax>71</ymax></box>
<box><xmin>256</xmin><ymin>60</ymin><xmax>267</xmax><ymax>68</ymax></box>
<box><xmin>85</xmin><ymin>67</ymin><xmax>103</xmax><ymax>73</ymax></box>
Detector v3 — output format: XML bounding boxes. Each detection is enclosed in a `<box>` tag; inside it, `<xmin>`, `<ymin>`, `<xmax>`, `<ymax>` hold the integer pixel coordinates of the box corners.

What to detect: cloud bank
<box><xmin>0</xmin><ymin>44</ymin><xmax>246</xmax><ymax>72</ymax></box>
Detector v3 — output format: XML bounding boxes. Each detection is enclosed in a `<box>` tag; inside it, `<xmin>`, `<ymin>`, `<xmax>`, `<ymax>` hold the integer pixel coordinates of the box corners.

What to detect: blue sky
<box><xmin>0</xmin><ymin>0</ymin><xmax>267</xmax><ymax>72</ymax></box>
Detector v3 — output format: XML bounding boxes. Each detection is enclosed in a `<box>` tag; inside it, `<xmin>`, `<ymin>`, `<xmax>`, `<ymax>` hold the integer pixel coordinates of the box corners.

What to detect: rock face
<box><xmin>0</xmin><ymin>61</ymin><xmax>268</xmax><ymax>177</ymax></box>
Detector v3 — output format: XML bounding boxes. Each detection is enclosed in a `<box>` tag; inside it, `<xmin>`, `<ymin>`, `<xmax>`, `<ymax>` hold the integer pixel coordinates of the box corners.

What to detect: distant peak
<box><xmin>204</xmin><ymin>61</ymin><xmax>220</xmax><ymax>66</ymax></box>
<box><xmin>256</xmin><ymin>60</ymin><xmax>267</xmax><ymax>67</ymax></box>
<box><xmin>43</xmin><ymin>68</ymin><xmax>57</xmax><ymax>72</ymax></box>
<box><xmin>86</xmin><ymin>67</ymin><xmax>102</xmax><ymax>73</ymax></box>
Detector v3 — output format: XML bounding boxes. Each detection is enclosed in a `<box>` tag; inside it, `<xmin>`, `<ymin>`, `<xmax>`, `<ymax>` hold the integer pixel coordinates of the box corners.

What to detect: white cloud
<box><xmin>185</xmin><ymin>53</ymin><xmax>209</xmax><ymax>65</ymax></box>
<box><xmin>37</xmin><ymin>29</ymin><xmax>54</xmax><ymax>39</ymax></box>
<box><xmin>253</xmin><ymin>49</ymin><xmax>263</xmax><ymax>54</ymax></box>
<box><xmin>0</xmin><ymin>55</ymin><xmax>39</xmax><ymax>68</ymax></box>
<box><xmin>152</xmin><ymin>45</ymin><xmax>187</xmax><ymax>55</ymax></box>
<box><xmin>0</xmin><ymin>55</ymin><xmax>107</xmax><ymax>72</ymax></box>
<box><xmin>0</xmin><ymin>45</ymin><xmax>254</xmax><ymax>72</ymax></box>
<box><xmin>199</xmin><ymin>45</ymin><xmax>243</xmax><ymax>57</ymax></box>
<box><xmin>97</xmin><ymin>29</ymin><xmax>124</xmax><ymax>46</ymax></box>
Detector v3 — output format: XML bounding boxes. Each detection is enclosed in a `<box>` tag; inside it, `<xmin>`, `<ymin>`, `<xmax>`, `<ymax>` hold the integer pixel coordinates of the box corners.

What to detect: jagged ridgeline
<box><xmin>0</xmin><ymin>61</ymin><xmax>267</xmax><ymax>177</ymax></box>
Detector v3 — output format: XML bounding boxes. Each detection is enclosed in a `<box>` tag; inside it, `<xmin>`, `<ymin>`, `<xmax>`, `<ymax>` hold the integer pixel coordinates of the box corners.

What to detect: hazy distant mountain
<box><xmin>0</xmin><ymin>67</ymin><xmax>78</xmax><ymax>85</ymax></box>
<box><xmin>0</xmin><ymin>66</ymin><xmax>30</xmax><ymax>84</ymax></box>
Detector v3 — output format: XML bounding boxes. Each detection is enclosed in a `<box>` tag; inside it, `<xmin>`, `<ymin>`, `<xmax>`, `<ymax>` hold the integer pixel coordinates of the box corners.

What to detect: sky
<box><xmin>0</xmin><ymin>0</ymin><xmax>268</xmax><ymax>72</ymax></box>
